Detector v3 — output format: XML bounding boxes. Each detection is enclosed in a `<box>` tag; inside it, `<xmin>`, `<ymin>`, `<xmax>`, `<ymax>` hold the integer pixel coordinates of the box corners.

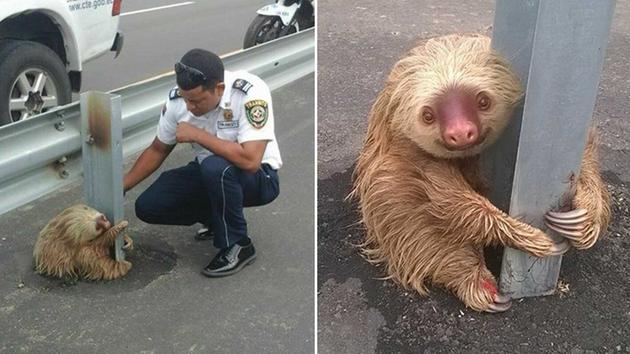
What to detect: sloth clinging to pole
<box><xmin>351</xmin><ymin>34</ymin><xmax>610</xmax><ymax>313</ymax></box>
<box><xmin>33</xmin><ymin>204</ymin><xmax>133</xmax><ymax>280</ymax></box>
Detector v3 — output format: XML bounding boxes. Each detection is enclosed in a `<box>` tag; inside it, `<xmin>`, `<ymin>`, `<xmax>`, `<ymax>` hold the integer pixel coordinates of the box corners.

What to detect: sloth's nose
<box><xmin>442</xmin><ymin>120</ymin><xmax>479</xmax><ymax>149</ymax></box>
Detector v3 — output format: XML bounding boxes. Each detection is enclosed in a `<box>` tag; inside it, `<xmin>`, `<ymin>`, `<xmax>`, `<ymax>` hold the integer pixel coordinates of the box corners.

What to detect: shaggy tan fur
<box><xmin>34</xmin><ymin>204</ymin><xmax>133</xmax><ymax>280</ymax></box>
<box><xmin>351</xmin><ymin>34</ymin><xmax>610</xmax><ymax>312</ymax></box>
<box><xmin>571</xmin><ymin>130</ymin><xmax>612</xmax><ymax>249</ymax></box>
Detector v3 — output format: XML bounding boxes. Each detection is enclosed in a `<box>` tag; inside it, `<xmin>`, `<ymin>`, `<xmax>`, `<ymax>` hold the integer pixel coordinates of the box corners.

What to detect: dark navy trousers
<box><xmin>135</xmin><ymin>155</ymin><xmax>279</xmax><ymax>249</ymax></box>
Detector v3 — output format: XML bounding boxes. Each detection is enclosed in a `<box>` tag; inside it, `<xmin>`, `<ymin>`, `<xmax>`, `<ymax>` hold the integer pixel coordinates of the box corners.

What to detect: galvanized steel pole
<box><xmin>80</xmin><ymin>92</ymin><xmax>126</xmax><ymax>261</ymax></box>
<box><xmin>485</xmin><ymin>0</ymin><xmax>615</xmax><ymax>298</ymax></box>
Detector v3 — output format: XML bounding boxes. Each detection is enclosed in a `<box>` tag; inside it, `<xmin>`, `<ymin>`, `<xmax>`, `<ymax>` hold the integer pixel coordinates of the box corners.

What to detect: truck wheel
<box><xmin>243</xmin><ymin>15</ymin><xmax>298</xmax><ymax>49</ymax></box>
<box><xmin>0</xmin><ymin>40</ymin><xmax>72</xmax><ymax>126</ymax></box>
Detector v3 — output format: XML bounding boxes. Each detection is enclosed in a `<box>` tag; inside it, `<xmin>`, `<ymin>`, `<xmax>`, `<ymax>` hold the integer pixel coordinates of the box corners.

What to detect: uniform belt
<box><xmin>194</xmin><ymin>157</ymin><xmax>275</xmax><ymax>171</ymax></box>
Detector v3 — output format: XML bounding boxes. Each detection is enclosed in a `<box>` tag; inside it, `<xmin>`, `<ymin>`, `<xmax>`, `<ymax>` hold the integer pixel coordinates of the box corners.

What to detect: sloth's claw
<box><xmin>544</xmin><ymin>214</ymin><xmax>589</xmax><ymax>226</ymax></box>
<box><xmin>494</xmin><ymin>293</ymin><xmax>511</xmax><ymax>304</ymax></box>
<box><xmin>546</xmin><ymin>209</ymin><xmax>587</xmax><ymax>220</ymax></box>
<box><xmin>549</xmin><ymin>239</ymin><xmax>571</xmax><ymax>255</ymax></box>
<box><xmin>545</xmin><ymin>221</ymin><xmax>583</xmax><ymax>241</ymax></box>
<box><xmin>485</xmin><ymin>297</ymin><xmax>512</xmax><ymax>313</ymax></box>
<box><xmin>548</xmin><ymin>223</ymin><xmax>584</xmax><ymax>231</ymax></box>
<box><xmin>545</xmin><ymin>210</ymin><xmax>588</xmax><ymax>225</ymax></box>
<box><xmin>544</xmin><ymin>209</ymin><xmax>589</xmax><ymax>243</ymax></box>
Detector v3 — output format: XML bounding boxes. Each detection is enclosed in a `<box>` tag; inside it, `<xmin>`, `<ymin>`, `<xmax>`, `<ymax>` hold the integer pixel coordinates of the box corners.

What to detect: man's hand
<box><xmin>176</xmin><ymin>122</ymin><xmax>204</xmax><ymax>143</ymax></box>
<box><xmin>123</xmin><ymin>137</ymin><xmax>175</xmax><ymax>194</ymax></box>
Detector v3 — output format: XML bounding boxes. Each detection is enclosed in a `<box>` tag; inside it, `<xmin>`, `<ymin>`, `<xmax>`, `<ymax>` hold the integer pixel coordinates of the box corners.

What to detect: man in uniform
<box><xmin>123</xmin><ymin>49</ymin><xmax>282</xmax><ymax>277</ymax></box>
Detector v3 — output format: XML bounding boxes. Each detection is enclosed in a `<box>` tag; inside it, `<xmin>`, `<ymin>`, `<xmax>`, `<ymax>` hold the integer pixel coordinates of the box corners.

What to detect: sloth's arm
<box><xmin>95</xmin><ymin>220</ymin><xmax>129</xmax><ymax>246</ymax></box>
<box><xmin>419</xmin><ymin>163</ymin><xmax>568</xmax><ymax>257</ymax></box>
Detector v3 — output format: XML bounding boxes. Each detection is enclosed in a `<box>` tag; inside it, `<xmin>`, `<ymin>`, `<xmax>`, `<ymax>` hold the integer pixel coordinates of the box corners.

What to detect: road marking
<box><xmin>110</xmin><ymin>50</ymin><xmax>243</xmax><ymax>92</ymax></box>
<box><xmin>121</xmin><ymin>2</ymin><xmax>195</xmax><ymax>17</ymax></box>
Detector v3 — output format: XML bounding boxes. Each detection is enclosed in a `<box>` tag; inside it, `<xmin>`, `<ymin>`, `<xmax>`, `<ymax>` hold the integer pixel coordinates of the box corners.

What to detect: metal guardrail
<box><xmin>0</xmin><ymin>29</ymin><xmax>314</xmax><ymax>216</ymax></box>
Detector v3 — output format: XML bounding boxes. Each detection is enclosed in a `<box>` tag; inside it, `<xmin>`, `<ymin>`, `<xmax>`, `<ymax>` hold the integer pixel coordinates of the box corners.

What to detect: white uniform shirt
<box><xmin>156</xmin><ymin>70</ymin><xmax>283</xmax><ymax>169</ymax></box>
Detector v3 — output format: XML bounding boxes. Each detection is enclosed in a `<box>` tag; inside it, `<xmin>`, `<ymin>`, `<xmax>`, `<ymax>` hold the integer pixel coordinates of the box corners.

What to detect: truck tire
<box><xmin>0</xmin><ymin>40</ymin><xmax>72</xmax><ymax>126</ymax></box>
<box><xmin>243</xmin><ymin>15</ymin><xmax>299</xmax><ymax>49</ymax></box>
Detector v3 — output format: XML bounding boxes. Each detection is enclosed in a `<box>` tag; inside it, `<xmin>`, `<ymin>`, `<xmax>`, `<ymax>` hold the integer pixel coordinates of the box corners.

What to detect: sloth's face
<box><xmin>53</xmin><ymin>204</ymin><xmax>114</xmax><ymax>244</ymax></box>
<box><xmin>411</xmin><ymin>86</ymin><xmax>513</xmax><ymax>159</ymax></box>
<box><xmin>74</xmin><ymin>205</ymin><xmax>111</xmax><ymax>240</ymax></box>
<box><xmin>94</xmin><ymin>213</ymin><xmax>111</xmax><ymax>235</ymax></box>
<box><xmin>388</xmin><ymin>35</ymin><xmax>523</xmax><ymax>159</ymax></box>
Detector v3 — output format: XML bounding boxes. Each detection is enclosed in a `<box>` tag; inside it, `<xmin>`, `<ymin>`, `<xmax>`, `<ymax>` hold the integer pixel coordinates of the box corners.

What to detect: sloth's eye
<box><xmin>421</xmin><ymin>108</ymin><xmax>435</xmax><ymax>124</ymax></box>
<box><xmin>477</xmin><ymin>92</ymin><xmax>491</xmax><ymax>111</ymax></box>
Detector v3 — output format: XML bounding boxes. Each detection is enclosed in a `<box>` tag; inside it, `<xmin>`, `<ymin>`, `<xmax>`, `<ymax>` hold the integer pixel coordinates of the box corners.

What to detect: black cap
<box><xmin>176</xmin><ymin>49</ymin><xmax>224</xmax><ymax>90</ymax></box>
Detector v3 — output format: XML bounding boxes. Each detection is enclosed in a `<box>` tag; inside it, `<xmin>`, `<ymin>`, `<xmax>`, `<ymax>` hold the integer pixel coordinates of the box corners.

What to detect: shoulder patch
<box><xmin>245</xmin><ymin>99</ymin><xmax>268</xmax><ymax>129</ymax></box>
<box><xmin>169</xmin><ymin>88</ymin><xmax>181</xmax><ymax>100</ymax></box>
<box><xmin>233</xmin><ymin>79</ymin><xmax>253</xmax><ymax>94</ymax></box>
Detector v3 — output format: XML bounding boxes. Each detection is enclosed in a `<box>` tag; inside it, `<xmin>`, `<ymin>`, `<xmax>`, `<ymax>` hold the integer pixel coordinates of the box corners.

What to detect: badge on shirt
<box><xmin>245</xmin><ymin>100</ymin><xmax>268</xmax><ymax>129</ymax></box>
<box><xmin>223</xmin><ymin>100</ymin><xmax>234</xmax><ymax>122</ymax></box>
<box><xmin>169</xmin><ymin>88</ymin><xmax>181</xmax><ymax>100</ymax></box>
<box><xmin>233</xmin><ymin>79</ymin><xmax>253</xmax><ymax>94</ymax></box>
<box><xmin>223</xmin><ymin>108</ymin><xmax>233</xmax><ymax>121</ymax></box>
<box><xmin>218</xmin><ymin>120</ymin><xmax>239</xmax><ymax>129</ymax></box>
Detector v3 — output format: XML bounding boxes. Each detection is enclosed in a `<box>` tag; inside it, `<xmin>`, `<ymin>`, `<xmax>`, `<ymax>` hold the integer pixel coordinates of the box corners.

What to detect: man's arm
<box><xmin>123</xmin><ymin>137</ymin><xmax>175</xmax><ymax>193</ymax></box>
<box><xmin>176</xmin><ymin>122</ymin><xmax>266</xmax><ymax>174</ymax></box>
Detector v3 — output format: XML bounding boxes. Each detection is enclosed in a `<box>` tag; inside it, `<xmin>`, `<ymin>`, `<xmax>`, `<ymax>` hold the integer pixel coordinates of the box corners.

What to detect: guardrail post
<box><xmin>484</xmin><ymin>0</ymin><xmax>615</xmax><ymax>298</ymax></box>
<box><xmin>80</xmin><ymin>91</ymin><xmax>125</xmax><ymax>261</ymax></box>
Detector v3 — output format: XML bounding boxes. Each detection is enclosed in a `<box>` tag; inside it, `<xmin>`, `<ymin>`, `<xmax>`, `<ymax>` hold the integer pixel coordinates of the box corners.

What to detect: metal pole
<box><xmin>80</xmin><ymin>91</ymin><xmax>125</xmax><ymax>261</ymax></box>
<box><xmin>485</xmin><ymin>0</ymin><xmax>615</xmax><ymax>298</ymax></box>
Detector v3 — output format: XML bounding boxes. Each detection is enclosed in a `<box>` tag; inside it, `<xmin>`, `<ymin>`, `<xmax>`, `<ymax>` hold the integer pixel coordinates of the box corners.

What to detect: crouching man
<box><xmin>123</xmin><ymin>49</ymin><xmax>281</xmax><ymax>277</ymax></box>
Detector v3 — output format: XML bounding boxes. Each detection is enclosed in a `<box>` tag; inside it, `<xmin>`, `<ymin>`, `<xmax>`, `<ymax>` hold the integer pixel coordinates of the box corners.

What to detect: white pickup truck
<box><xmin>0</xmin><ymin>0</ymin><xmax>124</xmax><ymax>126</ymax></box>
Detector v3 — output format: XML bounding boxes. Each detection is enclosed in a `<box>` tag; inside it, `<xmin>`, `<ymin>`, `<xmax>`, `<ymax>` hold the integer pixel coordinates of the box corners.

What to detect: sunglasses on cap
<box><xmin>174</xmin><ymin>62</ymin><xmax>207</xmax><ymax>84</ymax></box>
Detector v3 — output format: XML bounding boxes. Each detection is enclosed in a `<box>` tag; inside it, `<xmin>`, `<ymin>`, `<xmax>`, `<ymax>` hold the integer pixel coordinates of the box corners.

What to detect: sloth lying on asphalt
<box><xmin>34</xmin><ymin>204</ymin><xmax>134</xmax><ymax>280</ymax></box>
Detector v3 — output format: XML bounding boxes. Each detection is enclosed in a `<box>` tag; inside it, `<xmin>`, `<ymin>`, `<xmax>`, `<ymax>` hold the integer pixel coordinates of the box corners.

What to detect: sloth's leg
<box><xmin>77</xmin><ymin>247</ymin><xmax>132</xmax><ymax>280</ymax></box>
<box><xmin>433</xmin><ymin>245</ymin><xmax>511</xmax><ymax>313</ymax></box>
<box><xmin>99</xmin><ymin>258</ymin><xmax>132</xmax><ymax>280</ymax></box>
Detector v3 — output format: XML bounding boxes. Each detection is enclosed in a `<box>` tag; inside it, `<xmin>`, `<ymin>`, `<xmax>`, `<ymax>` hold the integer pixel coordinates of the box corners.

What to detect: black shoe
<box><xmin>201</xmin><ymin>242</ymin><xmax>256</xmax><ymax>277</ymax></box>
<box><xmin>194</xmin><ymin>225</ymin><xmax>213</xmax><ymax>241</ymax></box>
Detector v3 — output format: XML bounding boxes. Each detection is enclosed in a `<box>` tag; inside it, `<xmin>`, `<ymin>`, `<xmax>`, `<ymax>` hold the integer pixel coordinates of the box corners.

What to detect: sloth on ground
<box><xmin>33</xmin><ymin>204</ymin><xmax>134</xmax><ymax>280</ymax></box>
<box><xmin>351</xmin><ymin>34</ymin><xmax>611</xmax><ymax>313</ymax></box>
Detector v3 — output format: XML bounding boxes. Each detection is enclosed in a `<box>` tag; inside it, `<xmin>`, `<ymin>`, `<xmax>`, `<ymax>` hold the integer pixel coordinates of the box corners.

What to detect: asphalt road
<box><xmin>0</xmin><ymin>75</ymin><xmax>314</xmax><ymax>353</ymax></box>
<box><xmin>80</xmin><ymin>0</ymin><xmax>268</xmax><ymax>93</ymax></box>
<box><xmin>318</xmin><ymin>0</ymin><xmax>630</xmax><ymax>353</ymax></box>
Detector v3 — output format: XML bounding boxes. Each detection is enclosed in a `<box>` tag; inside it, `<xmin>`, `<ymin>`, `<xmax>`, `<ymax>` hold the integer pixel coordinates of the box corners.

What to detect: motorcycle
<box><xmin>243</xmin><ymin>0</ymin><xmax>315</xmax><ymax>49</ymax></box>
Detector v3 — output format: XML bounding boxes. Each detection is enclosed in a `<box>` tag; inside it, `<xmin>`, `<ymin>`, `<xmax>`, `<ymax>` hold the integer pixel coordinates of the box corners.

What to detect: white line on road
<box><xmin>120</xmin><ymin>2</ymin><xmax>195</xmax><ymax>17</ymax></box>
<box><xmin>110</xmin><ymin>49</ymin><xmax>243</xmax><ymax>92</ymax></box>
